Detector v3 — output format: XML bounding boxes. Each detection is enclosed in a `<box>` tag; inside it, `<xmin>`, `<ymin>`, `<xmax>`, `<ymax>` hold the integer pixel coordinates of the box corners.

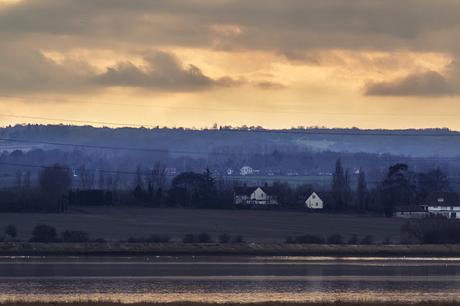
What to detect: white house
<box><xmin>240</xmin><ymin>166</ymin><xmax>254</xmax><ymax>176</ymax></box>
<box><xmin>393</xmin><ymin>206</ymin><xmax>429</xmax><ymax>219</ymax></box>
<box><xmin>393</xmin><ymin>194</ymin><xmax>460</xmax><ymax>219</ymax></box>
<box><xmin>421</xmin><ymin>194</ymin><xmax>460</xmax><ymax>219</ymax></box>
<box><xmin>305</xmin><ymin>192</ymin><xmax>324</xmax><ymax>209</ymax></box>
<box><xmin>165</xmin><ymin>167</ymin><xmax>177</xmax><ymax>176</ymax></box>
<box><xmin>234</xmin><ymin>186</ymin><xmax>278</xmax><ymax>206</ymax></box>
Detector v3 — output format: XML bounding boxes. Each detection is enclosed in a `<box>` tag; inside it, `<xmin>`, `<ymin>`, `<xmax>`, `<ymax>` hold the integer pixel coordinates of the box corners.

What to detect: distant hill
<box><xmin>1</xmin><ymin>125</ymin><xmax>459</xmax><ymax>157</ymax></box>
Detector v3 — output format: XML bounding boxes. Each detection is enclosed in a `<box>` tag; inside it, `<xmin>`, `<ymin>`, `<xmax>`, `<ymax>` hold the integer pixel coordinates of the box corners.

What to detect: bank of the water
<box><xmin>2</xmin><ymin>302</ymin><xmax>460</xmax><ymax>306</ymax></box>
<box><xmin>1</xmin><ymin>242</ymin><xmax>460</xmax><ymax>257</ymax></box>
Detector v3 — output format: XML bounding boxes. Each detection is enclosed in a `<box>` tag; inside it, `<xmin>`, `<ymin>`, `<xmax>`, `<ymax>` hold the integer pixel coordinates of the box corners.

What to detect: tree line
<box><xmin>0</xmin><ymin>159</ymin><xmax>454</xmax><ymax>215</ymax></box>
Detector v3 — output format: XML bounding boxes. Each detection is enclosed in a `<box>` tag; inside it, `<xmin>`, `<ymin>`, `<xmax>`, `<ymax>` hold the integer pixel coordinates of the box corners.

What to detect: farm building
<box><xmin>239</xmin><ymin>166</ymin><xmax>254</xmax><ymax>176</ymax></box>
<box><xmin>394</xmin><ymin>193</ymin><xmax>460</xmax><ymax>219</ymax></box>
<box><xmin>393</xmin><ymin>206</ymin><xmax>429</xmax><ymax>219</ymax></box>
<box><xmin>234</xmin><ymin>186</ymin><xmax>279</xmax><ymax>206</ymax></box>
<box><xmin>305</xmin><ymin>192</ymin><xmax>324</xmax><ymax>209</ymax></box>
<box><xmin>421</xmin><ymin>193</ymin><xmax>460</xmax><ymax>219</ymax></box>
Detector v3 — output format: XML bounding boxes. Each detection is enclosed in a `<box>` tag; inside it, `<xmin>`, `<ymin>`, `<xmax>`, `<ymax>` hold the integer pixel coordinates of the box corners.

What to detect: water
<box><xmin>1</xmin><ymin>256</ymin><xmax>460</xmax><ymax>303</ymax></box>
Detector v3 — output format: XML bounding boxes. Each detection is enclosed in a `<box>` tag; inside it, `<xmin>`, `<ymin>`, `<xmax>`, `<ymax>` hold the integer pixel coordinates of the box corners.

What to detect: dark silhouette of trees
<box><xmin>331</xmin><ymin>159</ymin><xmax>351</xmax><ymax>211</ymax></box>
<box><xmin>402</xmin><ymin>219</ymin><xmax>460</xmax><ymax>244</ymax></box>
<box><xmin>61</xmin><ymin>230</ymin><xmax>90</xmax><ymax>242</ymax></box>
<box><xmin>23</xmin><ymin>170</ymin><xmax>31</xmax><ymax>190</ymax></box>
<box><xmin>38</xmin><ymin>164</ymin><xmax>72</xmax><ymax>211</ymax></box>
<box><xmin>78</xmin><ymin>166</ymin><xmax>95</xmax><ymax>189</ymax></box>
<box><xmin>30</xmin><ymin>224</ymin><xmax>58</xmax><ymax>242</ymax></box>
<box><xmin>4</xmin><ymin>225</ymin><xmax>17</xmax><ymax>239</ymax></box>
<box><xmin>169</xmin><ymin>170</ymin><xmax>216</xmax><ymax>208</ymax></box>
<box><xmin>380</xmin><ymin>164</ymin><xmax>416</xmax><ymax>217</ymax></box>
<box><xmin>147</xmin><ymin>162</ymin><xmax>167</xmax><ymax>206</ymax></box>
<box><xmin>417</xmin><ymin>168</ymin><xmax>450</xmax><ymax>201</ymax></box>
<box><xmin>271</xmin><ymin>182</ymin><xmax>295</xmax><ymax>208</ymax></box>
<box><xmin>356</xmin><ymin>169</ymin><xmax>368</xmax><ymax>211</ymax></box>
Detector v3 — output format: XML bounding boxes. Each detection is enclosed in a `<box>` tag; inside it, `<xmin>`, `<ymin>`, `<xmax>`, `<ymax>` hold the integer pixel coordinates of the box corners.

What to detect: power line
<box><xmin>0</xmin><ymin>137</ymin><xmax>186</xmax><ymax>154</ymax></box>
<box><xmin>2</xmin><ymin>137</ymin><xmax>460</xmax><ymax>161</ymax></box>
<box><xmin>0</xmin><ymin>161</ymin><xmax>141</xmax><ymax>176</ymax></box>
<box><xmin>0</xmin><ymin>113</ymin><xmax>150</xmax><ymax>128</ymax></box>
<box><xmin>3</xmin><ymin>162</ymin><xmax>460</xmax><ymax>186</ymax></box>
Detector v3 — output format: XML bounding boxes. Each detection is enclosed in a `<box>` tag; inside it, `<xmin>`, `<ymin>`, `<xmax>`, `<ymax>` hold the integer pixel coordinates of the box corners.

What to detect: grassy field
<box><xmin>0</xmin><ymin>207</ymin><xmax>404</xmax><ymax>243</ymax></box>
<box><xmin>1</xmin><ymin>242</ymin><xmax>460</xmax><ymax>257</ymax></box>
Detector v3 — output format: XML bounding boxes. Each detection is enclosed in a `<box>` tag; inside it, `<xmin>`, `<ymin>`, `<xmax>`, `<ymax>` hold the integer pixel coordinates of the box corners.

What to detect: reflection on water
<box><xmin>1</xmin><ymin>256</ymin><xmax>460</xmax><ymax>303</ymax></box>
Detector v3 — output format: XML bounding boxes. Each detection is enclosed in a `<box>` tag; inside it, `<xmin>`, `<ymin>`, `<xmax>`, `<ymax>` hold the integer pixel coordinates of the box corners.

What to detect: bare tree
<box><xmin>39</xmin><ymin>164</ymin><xmax>72</xmax><ymax>199</ymax></box>
<box><xmin>78</xmin><ymin>166</ymin><xmax>95</xmax><ymax>189</ymax></box>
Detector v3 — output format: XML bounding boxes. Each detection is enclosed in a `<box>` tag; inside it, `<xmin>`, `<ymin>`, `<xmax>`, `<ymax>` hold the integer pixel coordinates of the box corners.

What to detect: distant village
<box><xmin>162</xmin><ymin>165</ymin><xmax>333</xmax><ymax>178</ymax></box>
<box><xmin>1</xmin><ymin>153</ymin><xmax>460</xmax><ymax>222</ymax></box>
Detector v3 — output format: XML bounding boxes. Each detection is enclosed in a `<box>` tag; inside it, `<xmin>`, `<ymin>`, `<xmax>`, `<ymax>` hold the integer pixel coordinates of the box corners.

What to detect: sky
<box><xmin>1</xmin><ymin>0</ymin><xmax>460</xmax><ymax>130</ymax></box>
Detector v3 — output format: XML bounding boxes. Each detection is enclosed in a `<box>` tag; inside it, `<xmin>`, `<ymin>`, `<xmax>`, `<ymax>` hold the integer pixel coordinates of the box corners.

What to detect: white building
<box><xmin>393</xmin><ymin>206</ymin><xmax>429</xmax><ymax>219</ymax></box>
<box><xmin>234</xmin><ymin>186</ymin><xmax>278</xmax><ymax>206</ymax></box>
<box><xmin>240</xmin><ymin>166</ymin><xmax>254</xmax><ymax>176</ymax></box>
<box><xmin>421</xmin><ymin>194</ymin><xmax>460</xmax><ymax>219</ymax></box>
<box><xmin>393</xmin><ymin>194</ymin><xmax>460</xmax><ymax>219</ymax></box>
<box><xmin>165</xmin><ymin>167</ymin><xmax>177</xmax><ymax>176</ymax></box>
<box><xmin>305</xmin><ymin>192</ymin><xmax>324</xmax><ymax>209</ymax></box>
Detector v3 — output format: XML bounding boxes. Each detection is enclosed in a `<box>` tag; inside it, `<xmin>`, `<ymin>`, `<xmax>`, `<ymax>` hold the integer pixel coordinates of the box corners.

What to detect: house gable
<box><xmin>233</xmin><ymin>186</ymin><xmax>278</xmax><ymax>206</ymax></box>
<box><xmin>251</xmin><ymin>187</ymin><xmax>267</xmax><ymax>201</ymax></box>
<box><xmin>305</xmin><ymin>192</ymin><xmax>323</xmax><ymax>209</ymax></box>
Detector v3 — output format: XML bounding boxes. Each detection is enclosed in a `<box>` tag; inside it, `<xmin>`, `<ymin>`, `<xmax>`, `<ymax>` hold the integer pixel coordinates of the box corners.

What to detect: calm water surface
<box><xmin>1</xmin><ymin>256</ymin><xmax>460</xmax><ymax>303</ymax></box>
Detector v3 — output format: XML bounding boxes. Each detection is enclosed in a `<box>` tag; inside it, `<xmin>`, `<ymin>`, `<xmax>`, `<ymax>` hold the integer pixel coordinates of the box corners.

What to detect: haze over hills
<box><xmin>1</xmin><ymin>124</ymin><xmax>460</xmax><ymax>157</ymax></box>
<box><xmin>1</xmin><ymin>124</ymin><xmax>459</xmax><ymax>191</ymax></box>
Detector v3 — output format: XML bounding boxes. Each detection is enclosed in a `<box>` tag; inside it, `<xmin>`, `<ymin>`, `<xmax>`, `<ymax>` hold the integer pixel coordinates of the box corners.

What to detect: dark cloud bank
<box><xmin>1</xmin><ymin>0</ymin><xmax>460</xmax><ymax>96</ymax></box>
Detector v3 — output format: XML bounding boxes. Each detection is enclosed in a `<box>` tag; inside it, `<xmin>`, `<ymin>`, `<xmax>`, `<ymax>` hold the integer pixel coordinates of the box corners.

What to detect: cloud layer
<box><xmin>366</xmin><ymin>71</ymin><xmax>456</xmax><ymax>97</ymax></box>
<box><xmin>95</xmin><ymin>51</ymin><xmax>240</xmax><ymax>91</ymax></box>
<box><xmin>1</xmin><ymin>0</ymin><xmax>460</xmax><ymax>96</ymax></box>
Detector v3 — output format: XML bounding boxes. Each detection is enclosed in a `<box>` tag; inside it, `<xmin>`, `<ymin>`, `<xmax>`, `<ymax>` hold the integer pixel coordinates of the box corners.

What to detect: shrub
<box><xmin>219</xmin><ymin>233</ymin><xmax>231</xmax><ymax>243</ymax></box>
<box><xmin>360</xmin><ymin>235</ymin><xmax>374</xmax><ymax>245</ymax></box>
<box><xmin>402</xmin><ymin>219</ymin><xmax>460</xmax><ymax>244</ymax></box>
<box><xmin>5</xmin><ymin>225</ymin><xmax>17</xmax><ymax>239</ymax></box>
<box><xmin>93</xmin><ymin>238</ymin><xmax>107</xmax><ymax>243</ymax></box>
<box><xmin>327</xmin><ymin>234</ymin><xmax>344</xmax><ymax>244</ymax></box>
<box><xmin>197</xmin><ymin>232</ymin><xmax>212</xmax><ymax>243</ymax></box>
<box><xmin>287</xmin><ymin>234</ymin><xmax>325</xmax><ymax>244</ymax></box>
<box><xmin>347</xmin><ymin>234</ymin><xmax>359</xmax><ymax>244</ymax></box>
<box><xmin>126</xmin><ymin>236</ymin><xmax>145</xmax><ymax>243</ymax></box>
<box><xmin>233</xmin><ymin>235</ymin><xmax>245</xmax><ymax>243</ymax></box>
<box><xmin>383</xmin><ymin>236</ymin><xmax>392</xmax><ymax>244</ymax></box>
<box><xmin>146</xmin><ymin>234</ymin><xmax>170</xmax><ymax>243</ymax></box>
<box><xmin>61</xmin><ymin>230</ymin><xmax>90</xmax><ymax>243</ymax></box>
<box><xmin>183</xmin><ymin>233</ymin><xmax>196</xmax><ymax>243</ymax></box>
<box><xmin>30</xmin><ymin>224</ymin><xmax>58</xmax><ymax>242</ymax></box>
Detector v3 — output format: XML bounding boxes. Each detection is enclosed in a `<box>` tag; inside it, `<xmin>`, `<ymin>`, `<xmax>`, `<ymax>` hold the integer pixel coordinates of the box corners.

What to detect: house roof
<box><xmin>234</xmin><ymin>186</ymin><xmax>275</xmax><ymax>196</ymax></box>
<box><xmin>306</xmin><ymin>191</ymin><xmax>325</xmax><ymax>199</ymax></box>
<box><xmin>422</xmin><ymin>193</ymin><xmax>460</xmax><ymax>207</ymax></box>
<box><xmin>393</xmin><ymin>206</ymin><xmax>427</xmax><ymax>213</ymax></box>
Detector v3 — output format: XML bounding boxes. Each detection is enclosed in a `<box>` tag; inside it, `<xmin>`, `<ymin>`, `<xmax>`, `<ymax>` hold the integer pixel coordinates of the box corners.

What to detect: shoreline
<box><xmin>2</xmin><ymin>302</ymin><xmax>460</xmax><ymax>306</ymax></box>
<box><xmin>1</xmin><ymin>242</ymin><xmax>460</xmax><ymax>257</ymax></box>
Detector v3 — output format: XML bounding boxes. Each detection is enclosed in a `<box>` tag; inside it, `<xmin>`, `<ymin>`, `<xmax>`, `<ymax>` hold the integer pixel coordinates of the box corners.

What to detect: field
<box><xmin>0</xmin><ymin>207</ymin><xmax>404</xmax><ymax>243</ymax></box>
<box><xmin>2</xmin><ymin>242</ymin><xmax>460</xmax><ymax>257</ymax></box>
